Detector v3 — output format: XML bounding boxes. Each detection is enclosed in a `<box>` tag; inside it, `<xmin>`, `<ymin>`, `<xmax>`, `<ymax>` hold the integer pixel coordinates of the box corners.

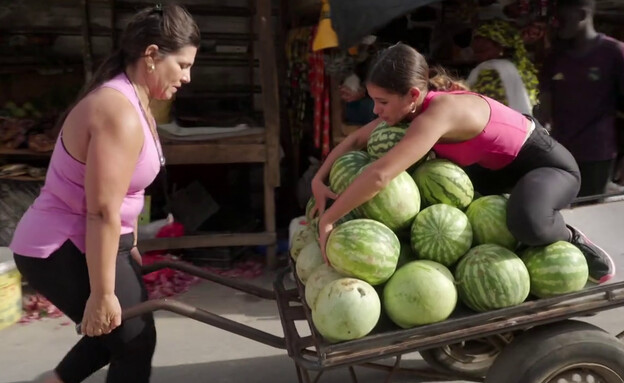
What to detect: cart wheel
<box><xmin>420</xmin><ymin>333</ymin><xmax>514</xmax><ymax>377</ymax></box>
<box><xmin>485</xmin><ymin>320</ymin><xmax>624</xmax><ymax>383</ymax></box>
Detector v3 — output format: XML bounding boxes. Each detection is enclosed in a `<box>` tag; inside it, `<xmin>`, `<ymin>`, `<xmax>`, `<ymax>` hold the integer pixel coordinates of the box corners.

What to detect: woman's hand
<box><xmin>310</xmin><ymin>177</ymin><xmax>338</xmax><ymax>218</ymax></box>
<box><xmin>80</xmin><ymin>293</ymin><xmax>122</xmax><ymax>337</ymax></box>
<box><xmin>318</xmin><ymin>215</ymin><xmax>334</xmax><ymax>265</ymax></box>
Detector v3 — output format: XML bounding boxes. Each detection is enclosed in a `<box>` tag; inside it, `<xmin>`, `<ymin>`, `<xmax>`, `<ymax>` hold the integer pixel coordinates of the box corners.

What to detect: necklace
<box><xmin>129</xmin><ymin>78</ymin><xmax>166</xmax><ymax>167</ymax></box>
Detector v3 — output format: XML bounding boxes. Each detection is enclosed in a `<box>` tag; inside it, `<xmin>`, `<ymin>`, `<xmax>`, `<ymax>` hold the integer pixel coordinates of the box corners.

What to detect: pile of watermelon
<box><xmin>290</xmin><ymin>121</ymin><xmax>589</xmax><ymax>343</ymax></box>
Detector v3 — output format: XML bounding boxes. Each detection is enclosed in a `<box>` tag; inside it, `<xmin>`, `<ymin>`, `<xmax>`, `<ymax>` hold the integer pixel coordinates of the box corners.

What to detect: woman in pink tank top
<box><xmin>10</xmin><ymin>5</ymin><xmax>199</xmax><ymax>383</ymax></box>
<box><xmin>312</xmin><ymin>43</ymin><xmax>614</xmax><ymax>286</ymax></box>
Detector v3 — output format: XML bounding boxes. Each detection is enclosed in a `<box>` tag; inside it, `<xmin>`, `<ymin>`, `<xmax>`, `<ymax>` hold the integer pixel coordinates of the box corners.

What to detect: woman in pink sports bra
<box><xmin>312</xmin><ymin>43</ymin><xmax>614</xmax><ymax>285</ymax></box>
<box><xmin>10</xmin><ymin>5</ymin><xmax>199</xmax><ymax>383</ymax></box>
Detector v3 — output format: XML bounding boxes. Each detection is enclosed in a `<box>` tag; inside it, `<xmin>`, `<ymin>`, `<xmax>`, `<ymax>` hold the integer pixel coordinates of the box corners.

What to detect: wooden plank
<box><xmin>263</xmin><ymin>162</ymin><xmax>277</xmax><ymax>268</ymax></box>
<box><xmin>162</xmin><ymin>142</ymin><xmax>266</xmax><ymax>165</ymax></box>
<box><xmin>138</xmin><ymin>232</ymin><xmax>276</xmax><ymax>252</ymax></box>
<box><xmin>256</xmin><ymin>0</ymin><xmax>281</xmax><ymax>188</ymax></box>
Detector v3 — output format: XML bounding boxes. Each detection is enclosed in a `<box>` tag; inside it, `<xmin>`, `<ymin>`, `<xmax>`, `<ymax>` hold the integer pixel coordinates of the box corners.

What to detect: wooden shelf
<box><xmin>0</xmin><ymin>25</ymin><xmax>112</xmax><ymax>37</ymax></box>
<box><xmin>0</xmin><ymin>148</ymin><xmax>52</xmax><ymax>157</ymax></box>
<box><xmin>177</xmin><ymin>85</ymin><xmax>262</xmax><ymax>99</ymax></box>
<box><xmin>0</xmin><ymin>175</ymin><xmax>45</xmax><ymax>182</ymax></box>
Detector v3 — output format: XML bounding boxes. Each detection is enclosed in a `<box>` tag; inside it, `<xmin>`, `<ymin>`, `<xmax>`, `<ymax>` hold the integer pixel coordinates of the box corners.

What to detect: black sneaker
<box><xmin>567</xmin><ymin>225</ymin><xmax>615</xmax><ymax>284</ymax></box>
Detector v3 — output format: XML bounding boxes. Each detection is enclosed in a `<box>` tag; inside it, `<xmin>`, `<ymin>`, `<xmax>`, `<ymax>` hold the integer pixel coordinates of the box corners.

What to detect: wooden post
<box><xmin>81</xmin><ymin>0</ymin><xmax>94</xmax><ymax>82</ymax></box>
<box><xmin>256</xmin><ymin>0</ymin><xmax>281</xmax><ymax>268</ymax></box>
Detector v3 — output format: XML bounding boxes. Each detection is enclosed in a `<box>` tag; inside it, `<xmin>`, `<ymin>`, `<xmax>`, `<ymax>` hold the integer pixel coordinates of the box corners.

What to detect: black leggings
<box><xmin>13</xmin><ymin>234</ymin><xmax>156</xmax><ymax>383</ymax></box>
<box><xmin>464</xmin><ymin>121</ymin><xmax>581</xmax><ymax>246</ymax></box>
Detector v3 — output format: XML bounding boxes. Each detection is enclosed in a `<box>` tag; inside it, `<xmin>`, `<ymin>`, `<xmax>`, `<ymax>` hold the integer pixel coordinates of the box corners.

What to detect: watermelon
<box><xmin>290</xmin><ymin>224</ymin><xmax>316</xmax><ymax>261</ymax></box>
<box><xmin>383</xmin><ymin>260</ymin><xmax>457</xmax><ymax>328</ymax></box>
<box><xmin>521</xmin><ymin>241</ymin><xmax>589</xmax><ymax>298</ymax></box>
<box><xmin>305</xmin><ymin>264</ymin><xmax>345</xmax><ymax>310</ymax></box>
<box><xmin>295</xmin><ymin>241</ymin><xmax>324</xmax><ymax>285</ymax></box>
<box><xmin>466</xmin><ymin>195</ymin><xmax>518</xmax><ymax>250</ymax></box>
<box><xmin>312</xmin><ymin>278</ymin><xmax>381</xmax><ymax>342</ymax></box>
<box><xmin>305</xmin><ymin>196</ymin><xmax>316</xmax><ymax>222</ymax></box>
<box><xmin>455</xmin><ymin>244</ymin><xmax>530</xmax><ymax>312</ymax></box>
<box><xmin>358</xmin><ymin>167</ymin><xmax>421</xmax><ymax>232</ymax></box>
<box><xmin>326</xmin><ymin>219</ymin><xmax>400</xmax><ymax>285</ymax></box>
<box><xmin>367</xmin><ymin>121</ymin><xmax>409</xmax><ymax>159</ymax></box>
<box><xmin>329</xmin><ymin>151</ymin><xmax>371</xmax><ymax>194</ymax></box>
<box><xmin>410</xmin><ymin>204</ymin><xmax>472</xmax><ymax>267</ymax></box>
<box><xmin>411</xmin><ymin>159</ymin><xmax>474</xmax><ymax>210</ymax></box>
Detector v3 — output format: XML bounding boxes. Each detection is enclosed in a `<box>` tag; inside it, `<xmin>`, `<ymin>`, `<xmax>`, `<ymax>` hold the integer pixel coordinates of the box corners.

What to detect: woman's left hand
<box><xmin>318</xmin><ymin>216</ymin><xmax>334</xmax><ymax>265</ymax></box>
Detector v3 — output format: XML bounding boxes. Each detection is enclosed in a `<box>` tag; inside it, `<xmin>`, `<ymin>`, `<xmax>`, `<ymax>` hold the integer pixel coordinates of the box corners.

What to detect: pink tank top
<box><xmin>427</xmin><ymin>91</ymin><xmax>529</xmax><ymax>170</ymax></box>
<box><xmin>10</xmin><ymin>73</ymin><xmax>162</xmax><ymax>258</ymax></box>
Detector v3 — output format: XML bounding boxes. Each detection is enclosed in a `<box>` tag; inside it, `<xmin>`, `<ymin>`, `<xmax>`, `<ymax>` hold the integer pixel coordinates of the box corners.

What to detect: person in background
<box><xmin>467</xmin><ymin>19</ymin><xmax>539</xmax><ymax>115</ymax></box>
<box><xmin>311</xmin><ymin>43</ymin><xmax>615</xmax><ymax>286</ymax></box>
<box><xmin>9</xmin><ymin>5</ymin><xmax>199</xmax><ymax>383</ymax></box>
<box><xmin>535</xmin><ymin>0</ymin><xmax>624</xmax><ymax>196</ymax></box>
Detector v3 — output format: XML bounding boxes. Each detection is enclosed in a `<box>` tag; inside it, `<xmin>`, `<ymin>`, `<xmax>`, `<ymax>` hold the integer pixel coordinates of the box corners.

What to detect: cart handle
<box><xmin>75</xmin><ymin>298</ymin><xmax>286</xmax><ymax>349</ymax></box>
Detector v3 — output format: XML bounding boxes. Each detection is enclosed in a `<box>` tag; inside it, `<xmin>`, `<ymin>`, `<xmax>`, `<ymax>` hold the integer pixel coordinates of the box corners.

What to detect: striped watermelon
<box><xmin>305</xmin><ymin>196</ymin><xmax>316</xmax><ymax>222</ymax></box>
<box><xmin>383</xmin><ymin>260</ymin><xmax>457</xmax><ymax>328</ymax></box>
<box><xmin>455</xmin><ymin>244</ymin><xmax>530</xmax><ymax>312</ymax></box>
<box><xmin>521</xmin><ymin>241</ymin><xmax>589</xmax><ymax>298</ymax></box>
<box><xmin>358</xmin><ymin>167</ymin><xmax>421</xmax><ymax>232</ymax></box>
<box><xmin>466</xmin><ymin>195</ymin><xmax>518</xmax><ymax>250</ymax></box>
<box><xmin>410</xmin><ymin>204</ymin><xmax>472</xmax><ymax>267</ymax></box>
<box><xmin>326</xmin><ymin>219</ymin><xmax>400</xmax><ymax>285</ymax></box>
<box><xmin>411</xmin><ymin>159</ymin><xmax>474</xmax><ymax>210</ymax></box>
<box><xmin>367</xmin><ymin>121</ymin><xmax>409</xmax><ymax>159</ymax></box>
<box><xmin>329</xmin><ymin>151</ymin><xmax>371</xmax><ymax>194</ymax></box>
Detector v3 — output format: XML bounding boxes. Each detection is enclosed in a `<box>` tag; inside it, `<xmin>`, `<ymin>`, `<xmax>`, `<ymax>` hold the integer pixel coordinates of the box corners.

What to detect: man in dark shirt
<box><xmin>536</xmin><ymin>0</ymin><xmax>624</xmax><ymax>197</ymax></box>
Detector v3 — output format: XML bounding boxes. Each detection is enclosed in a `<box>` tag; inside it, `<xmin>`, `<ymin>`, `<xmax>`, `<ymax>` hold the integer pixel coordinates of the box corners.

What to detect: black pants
<box><xmin>577</xmin><ymin>159</ymin><xmax>615</xmax><ymax>197</ymax></box>
<box><xmin>465</xmin><ymin>122</ymin><xmax>581</xmax><ymax>246</ymax></box>
<box><xmin>13</xmin><ymin>234</ymin><xmax>156</xmax><ymax>383</ymax></box>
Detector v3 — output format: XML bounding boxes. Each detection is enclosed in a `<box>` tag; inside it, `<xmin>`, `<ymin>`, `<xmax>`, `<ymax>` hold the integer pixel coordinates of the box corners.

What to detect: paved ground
<box><xmin>1</xmin><ymin>200</ymin><xmax>623</xmax><ymax>383</ymax></box>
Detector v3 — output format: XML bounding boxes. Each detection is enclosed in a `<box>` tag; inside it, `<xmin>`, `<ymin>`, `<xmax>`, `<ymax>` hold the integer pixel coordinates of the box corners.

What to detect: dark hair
<box><xmin>556</xmin><ymin>0</ymin><xmax>595</xmax><ymax>11</ymax></box>
<box><xmin>54</xmin><ymin>3</ymin><xmax>200</xmax><ymax>130</ymax></box>
<box><xmin>366</xmin><ymin>43</ymin><xmax>467</xmax><ymax>95</ymax></box>
<box><xmin>82</xmin><ymin>4</ymin><xmax>200</xmax><ymax>98</ymax></box>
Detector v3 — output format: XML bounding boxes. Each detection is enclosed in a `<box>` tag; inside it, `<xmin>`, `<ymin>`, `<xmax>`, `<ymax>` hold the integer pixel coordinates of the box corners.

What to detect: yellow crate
<box><xmin>0</xmin><ymin>254</ymin><xmax>21</xmax><ymax>331</ymax></box>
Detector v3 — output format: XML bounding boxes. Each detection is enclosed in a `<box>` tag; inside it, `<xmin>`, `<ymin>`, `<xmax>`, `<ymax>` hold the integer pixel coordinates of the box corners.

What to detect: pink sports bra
<box><xmin>426</xmin><ymin>90</ymin><xmax>530</xmax><ymax>170</ymax></box>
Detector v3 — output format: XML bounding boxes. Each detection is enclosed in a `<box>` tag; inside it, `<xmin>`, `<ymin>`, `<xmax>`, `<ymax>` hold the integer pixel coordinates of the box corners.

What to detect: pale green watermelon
<box><xmin>383</xmin><ymin>260</ymin><xmax>457</xmax><ymax>328</ymax></box>
<box><xmin>304</xmin><ymin>264</ymin><xmax>345</xmax><ymax>310</ymax></box>
<box><xmin>410</xmin><ymin>204</ymin><xmax>472</xmax><ymax>267</ymax></box>
<box><xmin>295</xmin><ymin>241</ymin><xmax>324</xmax><ymax>285</ymax></box>
<box><xmin>466</xmin><ymin>195</ymin><xmax>518</xmax><ymax>250</ymax></box>
<box><xmin>411</xmin><ymin>159</ymin><xmax>474</xmax><ymax>210</ymax></box>
<box><xmin>312</xmin><ymin>278</ymin><xmax>381</xmax><ymax>342</ymax></box>
<box><xmin>329</xmin><ymin>151</ymin><xmax>371</xmax><ymax>194</ymax></box>
<box><xmin>326</xmin><ymin>219</ymin><xmax>400</xmax><ymax>285</ymax></box>
<box><xmin>521</xmin><ymin>241</ymin><xmax>589</xmax><ymax>298</ymax></box>
<box><xmin>290</xmin><ymin>224</ymin><xmax>316</xmax><ymax>261</ymax></box>
<box><xmin>358</xmin><ymin>167</ymin><xmax>421</xmax><ymax>232</ymax></box>
<box><xmin>455</xmin><ymin>244</ymin><xmax>530</xmax><ymax>312</ymax></box>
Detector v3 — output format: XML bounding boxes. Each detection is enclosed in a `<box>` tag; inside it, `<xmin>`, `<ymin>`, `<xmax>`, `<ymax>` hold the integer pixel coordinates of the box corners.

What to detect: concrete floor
<box><xmin>1</xmin><ymin>200</ymin><xmax>624</xmax><ymax>383</ymax></box>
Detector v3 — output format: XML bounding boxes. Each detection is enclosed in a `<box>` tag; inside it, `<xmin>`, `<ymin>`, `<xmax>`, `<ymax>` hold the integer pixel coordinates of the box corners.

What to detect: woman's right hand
<box><xmin>311</xmin><ymin>177</ymin><xmax>338</xmax><ymax>218</ymax></box>
<box><xmin>80</xmin><ymin>293</ymin><xmax>122</xmax><ymax>337</ymax></box>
